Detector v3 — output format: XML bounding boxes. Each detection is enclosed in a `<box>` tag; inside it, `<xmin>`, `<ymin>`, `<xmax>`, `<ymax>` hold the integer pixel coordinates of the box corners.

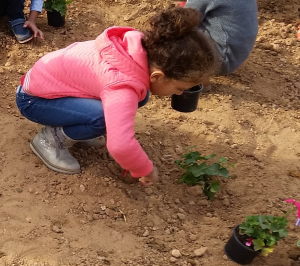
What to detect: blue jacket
<box><xmin>185</xmin><ymin>0</ymin><xmax>258</xmax><ymax>74</ymax></box>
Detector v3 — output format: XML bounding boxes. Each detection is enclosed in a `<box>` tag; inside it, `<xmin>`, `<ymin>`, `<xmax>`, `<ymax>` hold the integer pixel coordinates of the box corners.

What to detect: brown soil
<box><xmin>1</xmin><ymin>0</ymin><xmax>300</xmax><ymax>265</ymax></box>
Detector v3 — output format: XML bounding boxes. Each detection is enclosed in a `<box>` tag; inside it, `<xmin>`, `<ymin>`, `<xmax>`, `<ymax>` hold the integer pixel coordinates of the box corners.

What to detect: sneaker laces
<box><xmin>50</xmin><ymin>127</ymin><xmax>64</xmax><ymax>158</ymax></box>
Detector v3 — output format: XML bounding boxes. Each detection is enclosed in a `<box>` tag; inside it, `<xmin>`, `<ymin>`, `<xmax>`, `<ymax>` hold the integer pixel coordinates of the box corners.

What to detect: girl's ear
<box><xmin>150</xmin><ymin>70</ymin><xmax>165</xmax><ymax>83</ymax></box>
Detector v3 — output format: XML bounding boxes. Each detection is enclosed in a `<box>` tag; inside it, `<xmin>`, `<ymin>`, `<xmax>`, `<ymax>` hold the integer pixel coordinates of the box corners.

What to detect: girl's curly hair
<box><xmin>142</xmin><ymin>6</ymin><xmax>220</xmax><ymax>83</ymax></box>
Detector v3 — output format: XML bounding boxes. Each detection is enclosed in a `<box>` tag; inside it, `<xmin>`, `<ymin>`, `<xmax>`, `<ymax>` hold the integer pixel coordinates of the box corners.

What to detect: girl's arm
<box><xmin>101</xmin><ymin>87</ymin><xmax>153</xmax><ymax>178</ymax></box>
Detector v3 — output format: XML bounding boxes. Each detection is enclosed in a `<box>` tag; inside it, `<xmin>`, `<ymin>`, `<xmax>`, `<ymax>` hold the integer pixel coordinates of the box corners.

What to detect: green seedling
<box><xmin>239</xmin><ymin>215</ymin><xmax>288</xmax><ymax>256</ymax></box>
<box><xmin>43</xmin><ymin>0</ymin><xmax>73</xmax><ymax>16</ymax></box>
<box><xmin>175</xmin><ymin>146</ymin><xmax>233</xmax><ymax>200</ymax></box>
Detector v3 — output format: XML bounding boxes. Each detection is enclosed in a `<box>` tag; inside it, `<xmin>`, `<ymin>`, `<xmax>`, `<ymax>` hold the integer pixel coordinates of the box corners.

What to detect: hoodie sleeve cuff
<box><xmin>130</xmin><ymin>160</ymin><xmax>153</xmax><ymax>178</ymax></box>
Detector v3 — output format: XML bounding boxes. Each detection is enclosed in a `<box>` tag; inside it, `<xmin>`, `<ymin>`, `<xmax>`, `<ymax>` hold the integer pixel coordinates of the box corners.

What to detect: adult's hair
<box><xmin>142</xmin><ymin>6</ymin><xmax>219</xmax><ymax>83</ymax></box>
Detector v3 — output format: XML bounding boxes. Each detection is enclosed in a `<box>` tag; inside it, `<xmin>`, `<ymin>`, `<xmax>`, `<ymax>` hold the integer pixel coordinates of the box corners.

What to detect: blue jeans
<box><xmin>0</xmin><ymin>0</ymin><xmax>25</xmax><ymax>19</ymax></box>
<box><xmin>16</xmin><ymin>86</ymin><xmax>150</xmax><ymax>140</ymax></box>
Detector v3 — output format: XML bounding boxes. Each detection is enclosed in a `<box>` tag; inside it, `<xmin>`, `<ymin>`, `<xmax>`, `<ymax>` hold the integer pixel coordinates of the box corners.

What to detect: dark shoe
<box><xmin>8</xmin><ymin>18</ymin><xmax>33</xmax><ymax>43</ymax></box>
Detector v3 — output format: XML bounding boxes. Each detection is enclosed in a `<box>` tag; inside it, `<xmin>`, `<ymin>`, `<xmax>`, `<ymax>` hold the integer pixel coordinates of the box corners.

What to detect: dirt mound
<box><xmin>0</xmin><ymin>0</ymin><xmax>300</xmax><ymax>265</ymax></box>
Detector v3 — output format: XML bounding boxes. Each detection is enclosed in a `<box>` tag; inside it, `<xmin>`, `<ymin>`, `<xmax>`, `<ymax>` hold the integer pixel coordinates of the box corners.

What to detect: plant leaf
<box><xmin>189</xmin><ymin>163</ymin><xmax>207</xmax><ymax>177</ymax></box>
<box><xmin>274</xmin><ymin>228</ymin><xmax>288</xmax><ymax>238</ymax></box>
<box><xmin>265</xmin><ymin>235</ymin><xmax>276</xmax><ymax>247</ymax></box>
<box><xmin>210</xmin><ymin>181</ymin><xmax>220</xmax><ymax>193</ymax></box>
<box><xmin>203</xmin><ymin>163</ymin><xmax>221</xmax><ymax>176</ymax></box>
<box><xmin>179</xmin><ymin>172</ymin><xmax>198</xmax><ymax>185</ymax></box>
<box><xmin>261</xmin><ymin>247</ymin><xmax>274</xmax><ymax>256</ymax></box>
<box><xmin>239</xmin><ymin>223</ymin><xmax>254</xmax><ymax>236</ymax></box>
<box><xmin>174</xmin><ymin>160</ymin><xmax>182</xmax><ymax>166</ymax></box>
<box><xmin>258</xmin><ymin>215</ymin><xmax>270</xmax><ymax>230</ymax></box>
<box><xmin>218</xmin><ymin>157</ymin><xmax>227</xmax><ymax>164</ymax></box>
<box><xmin>252</xmin><ymin>239</ymin><xmax>265</xmax><ymax>251</ymax></box>
<box><xmin>218</xmin><ymin>167</ymin><xmax>230</xmax><ymax>177</ymax></box>
<box><xmin>184</xmin><ymin>151</ymin><xmax>201</xmax><ymax>165</ymax></box>
<box><xmin>204</xmin><ymin>190</ymin><xmax>215</xmax><ymax>200</ymax></box>
<box><xmin>203</xmin><ymin>154</ymin><xmax>216</xmax><ymax>160</ymax></box>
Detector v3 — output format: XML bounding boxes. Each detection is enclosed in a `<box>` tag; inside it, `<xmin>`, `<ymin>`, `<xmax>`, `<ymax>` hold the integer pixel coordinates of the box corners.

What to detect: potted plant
<box><xmin>224</xmin><ymin>215</ymin><xmax>289</xmax><ymax>265</ymax></box>
<box><xmin>175</xmin><ymin>146</ymin><xmax>233</xmax><ymax>200</ymax></box>
<box><xmin>43</xmin><ymin>0</ymin><xmax>73</xmax><ymax>27</ymax></box>
<box><xmin>171</xmin><ymin>84</ymin><xmax>203</xmax><ymax>113</ymax></box>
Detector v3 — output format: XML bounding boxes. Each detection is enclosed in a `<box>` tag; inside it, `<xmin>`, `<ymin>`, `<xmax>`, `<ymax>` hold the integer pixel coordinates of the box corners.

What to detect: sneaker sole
<box><xmin>18</xmin><ymin>35</ymin><xmax>34</xmax><ymax>44</ymax></box>
<box><xmin>30</xmin><ymin>140</ymin><xmax>81</xmax><ymax>174</ymax></box>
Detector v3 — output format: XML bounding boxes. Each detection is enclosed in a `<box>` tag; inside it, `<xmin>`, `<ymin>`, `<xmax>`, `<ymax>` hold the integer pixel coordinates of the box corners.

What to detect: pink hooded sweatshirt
<box><xmin>21</xmin><ymin>27</ymin><xmax>153</xmax><ymax>177</ymax></box>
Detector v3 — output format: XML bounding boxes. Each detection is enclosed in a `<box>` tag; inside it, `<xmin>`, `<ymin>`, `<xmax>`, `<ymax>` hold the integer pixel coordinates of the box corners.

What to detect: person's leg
<box><xmin>0</xmin><ymin>0</ymin><xmax>9</xmax><ymax>17</ymax></box>
<box><xmin>16</xmin><ymin>86</ymin><xmax>106</xmax><ymax>174</ymax></box>
<box><xmin>6</xmin><ymin>0</ymin><xmax>25</xmax><ymax>20</ymax></box>
<box><xmin>6</xmin><ymin>0</ymin><xmax>33</xmax><ymax>43</ymax></box>
<box><xmin>16</xmin><ymin>87</ymin><xmax>149</xmax><ymax>138</ymax></box>
<box><xmin>16</xmin><ymin>87</ymin><xmax>106</xmax><ymax>140</ymax></box>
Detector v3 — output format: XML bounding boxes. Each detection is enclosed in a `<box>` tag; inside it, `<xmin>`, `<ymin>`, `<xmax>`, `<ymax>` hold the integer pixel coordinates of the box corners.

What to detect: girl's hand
<box><xmin>139</xmin><ymin>166</ymin><xmax>159</xmax><ymax>186</ymax></box>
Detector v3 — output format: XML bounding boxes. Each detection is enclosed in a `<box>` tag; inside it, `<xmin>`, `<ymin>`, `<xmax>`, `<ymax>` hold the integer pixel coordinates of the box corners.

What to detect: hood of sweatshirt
<box><xmin>95</xmin><ymin>27</ymin><xmax>150</xmax><ymax>99</ymax></box>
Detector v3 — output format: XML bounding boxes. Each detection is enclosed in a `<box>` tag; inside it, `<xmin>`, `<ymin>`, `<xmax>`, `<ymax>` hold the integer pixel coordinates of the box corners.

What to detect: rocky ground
<box><xmin>0</xmin><ymin>0</ymin><xmax>300</xmax><ymax>265</ymax></box>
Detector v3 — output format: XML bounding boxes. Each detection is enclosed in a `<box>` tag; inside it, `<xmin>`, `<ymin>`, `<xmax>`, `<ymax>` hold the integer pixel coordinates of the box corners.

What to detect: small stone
<box><xmin>16</xmin><ymin>187</ymin><xmax>23</xmax><ymax>193</ymax></box>
<box><xmin>26</xmin><ymin>217</ymin><xmax>32</xmax><ymax>223</ymax></box>
<box><xmin>51</xmin><ymin>224</ymin><xmax>63</xmax><ymax>233</ymax></box>
<box><xmin>110</xmin><ymin>199</ymin><xmax>115</xmax><ymax>205</ymax></box>
<box><xmin>144</xmin><ymin>187</ymin><xmax>153</xmax><ymax>195</ymax></box>
<box><xmin>79</xmin><ymin>184</ymin><xmax>85</xmax><ymax>192</ymax></box>
<box><xmin>198</xmin><ymin>199</ymin><xmax>208</xmax><ymax>206</ymax></box>
<box><xmin>92</xmin><ymin>214</ymin><xmax>101</xmax><ymax>220</ymax></box>
<box><xmin>28</xmin><ymin>188</ymin><xmax>34</xmax><ymax>193</ymax></box>
<box><xmin>177</xmin><ymin>213</ymin><xmax>186</xmax><ymax>220</ymax></box>
<box><xmin>223</xmin><ymin>254</ymin><xmax>229</xmax><ymax>260</ymax></box>
<box><xmin>105</xmin><ymin>208</ymin><xmax>120</xmax><ymax>219</ymax></box>
<box><xmin>170</xmin><ymin>257</ymin><xmax>177</xmax><ymax>263</ymax></box>
<box><xmin>223</xmin><ymin>198</ymin><xmax>230</xmax><ymax>207</ymax></box>
<box><xmin>187</xmin><ymin>186</ymin><xmax>202</xmax><ymax>196</ymax></box>
<box><xmin>143</xmin><ymin>230</ymin><xmax>150</xmax><ymax>237</ymax></box>
<box><xmin>218</xmin><ymin>125</ymin><xmax>228</xmax><ymax>133</ymax></box>
<box><xmin>194</xmin><ymin>247</ymin><xmax>207</xmax><ymax>257</ymax></box>
<box><xmin>224</xmin><ymin>139</ymin><xmax>230</xmax><ymax>144</ymax></box>
<box><xmin>289</xmin><ymin>224</ymin><xmax>295</xmax><ymax>231</ymax></box>
<box><xmin>175</xmin><ymin>145</ymin><xmax>183</xmax><ymax>155</ymax></box>
<box><xmin>145</xmin><ymin>131</ymin><xmax>151</xmax><ymax>136</ymax></box>
<box><xmin>171</xmin><ymin>249</ymin><xmax>181</xmax><ymax>258</ymax></box>
<box><xmin>189</xmin><ymin>234</ymin><xmax>198</xmax><ymax>241</ymax></box>
<box><xmin>285</xmin><ymin>38</ymin><xmax>296</xmax><ymax>46</ymax></box>
<box><xmin>4</xmin><ymin>62</ymin><xmax>11</xmax><ymax>67</ymax></box>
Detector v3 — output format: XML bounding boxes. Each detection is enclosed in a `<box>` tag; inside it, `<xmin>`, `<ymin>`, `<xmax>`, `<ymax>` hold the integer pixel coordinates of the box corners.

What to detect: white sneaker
<box><xmin>77</xmin><ymin>136</ymin><xmax>106</xmax><ymax>147</ymax></box>
<box><xmin>30</xmin><ymin>126</ymin><xmax>81</xmax><ymax>174</ymax></box>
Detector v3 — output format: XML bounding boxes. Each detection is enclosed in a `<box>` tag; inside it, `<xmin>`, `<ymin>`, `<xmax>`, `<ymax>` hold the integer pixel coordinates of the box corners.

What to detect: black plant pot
<box><xmin>171</xmin><ymin>84</ymin><xmax>203</xmax><ymax>113</ymax></box>
<box><xmin>224</xmin><ymin>225</ymin><xmax>259</xmax><ymax>265</ymax></box>
<box><xmin>47</xmin><ymin>10</ymin><xmax>65</xmax><ymax>27</ymax></box>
